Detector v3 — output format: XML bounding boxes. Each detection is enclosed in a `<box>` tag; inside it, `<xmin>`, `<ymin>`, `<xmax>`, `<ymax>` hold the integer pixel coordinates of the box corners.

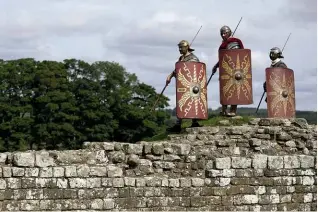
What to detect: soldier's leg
<box><xmin>191</xmin><ymin>119</ymin><xmax>202</xmax><ymax>127</ymax></box>
<box><xmin>176</xmin><ymin>118</ymin><xmax>182</xmax><ymax>126</ymax></box>
<box><xmin>220</xmin><ymin>105</ymin><xmax>228</xmax><ymax>116</ymax></box>
<box><xmin>228</xmin><ymin>105</ymin><xmax>237</xmax><ymax>117</ymax></box>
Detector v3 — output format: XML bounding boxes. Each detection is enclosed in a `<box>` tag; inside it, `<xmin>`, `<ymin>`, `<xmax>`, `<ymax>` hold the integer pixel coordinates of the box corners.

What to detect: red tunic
<box><xmin>219</xmin><ymin>37</ymin><xmax>244</xmax><ymax>50</ymax></box>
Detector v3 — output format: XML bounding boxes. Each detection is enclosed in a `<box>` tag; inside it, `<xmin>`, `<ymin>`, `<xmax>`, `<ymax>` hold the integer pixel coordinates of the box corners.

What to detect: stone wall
<box><xmin>0</xmin><ymin>118</ymin><xmax>316</xmax><ymax>211</ymax></box>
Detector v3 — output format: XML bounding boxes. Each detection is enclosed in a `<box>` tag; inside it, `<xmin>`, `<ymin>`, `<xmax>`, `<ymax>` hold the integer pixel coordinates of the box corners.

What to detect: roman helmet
<box><xmin>269</xmin><ymin>47</ymin><xmax>284</xmax><ymax>60</ymax></box>
<box><xmin>178</xmin><ymin>40</ymin><xmax>195</xmax><ymax>52</ymax></box>
<box><xmin>220</xmin><ymin>25</ymin><xmax>232</xmax><ymax>39</ymax></box>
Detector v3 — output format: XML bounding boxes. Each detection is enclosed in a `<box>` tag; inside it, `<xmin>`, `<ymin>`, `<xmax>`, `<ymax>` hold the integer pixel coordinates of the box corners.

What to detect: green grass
<box><xmin>181</xmin><ymin>114</ymin><xmax>254</xmax><ymax>128</ymax></box>
<box><xmin>144</xmin><ymin>114</ymin><xmax>255</xmax><ymax>142</ymax></box>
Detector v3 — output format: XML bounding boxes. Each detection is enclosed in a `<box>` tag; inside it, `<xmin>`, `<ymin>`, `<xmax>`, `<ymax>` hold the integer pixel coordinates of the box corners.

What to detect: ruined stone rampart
<box><xmin>0</xmin><ymin>118</ymin><xmax>316</xmax><ymax>211</ymax></box>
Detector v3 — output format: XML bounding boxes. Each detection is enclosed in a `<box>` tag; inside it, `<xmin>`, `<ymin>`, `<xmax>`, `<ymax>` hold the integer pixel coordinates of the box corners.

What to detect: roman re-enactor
<box><xmin>211</xmin><ymin>25</ymin><xmax>244</xmax><ymax>117</ymax></box>
<box><xmin>263</xmin><ymin>47</ymin><xmax>288</xmax><ymax>102</ymax></box>
<box><xmin>166</xmin><ymin>40</ymin><xmax>202</xmax><ymax>132</ymax></box>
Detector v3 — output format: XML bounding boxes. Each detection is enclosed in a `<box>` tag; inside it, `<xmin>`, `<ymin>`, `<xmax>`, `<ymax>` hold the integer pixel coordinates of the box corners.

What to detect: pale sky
<box><xmin>0</xmin><ymin>0</ymin><xmax>316</xmax><ymax>111</ymax></box>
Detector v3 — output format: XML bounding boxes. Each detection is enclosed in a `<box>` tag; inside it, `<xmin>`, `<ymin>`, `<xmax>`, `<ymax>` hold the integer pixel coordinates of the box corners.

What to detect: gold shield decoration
<box><xmin>175</xmin><ymin>61</ymin><xmax>208</xmax><ymax>120</ymax></box>
<box><xmin>266</xmin><ymin>67</ymin><xmax>296</xmax><ymax>118</ymax></box>
<box><xmin>219</xmin><ymin>49</ymin><xmax>253</xmax><ymax>105</ymax></box>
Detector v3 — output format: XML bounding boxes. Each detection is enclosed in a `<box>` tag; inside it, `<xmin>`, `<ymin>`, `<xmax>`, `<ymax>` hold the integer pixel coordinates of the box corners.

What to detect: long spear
<box><xmin>151</xmin><ymin>26</ymin><xmax>203</xmax><ymax>112</ymax></box>
<box><xmin>255</xmin><ymin>33</ymin><xmax>292</xmax><ymax>114</ymax></box>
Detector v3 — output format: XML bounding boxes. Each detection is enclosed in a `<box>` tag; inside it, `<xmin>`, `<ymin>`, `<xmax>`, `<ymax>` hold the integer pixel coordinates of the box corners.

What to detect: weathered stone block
<box><xmin>123</xmin><ymin>143</ymin><xmax>143</xmax><ymax>155</ymax></box>
<box><xmin>6</xmin><ymin>178</ymin><xmax>21</xmax><ymax>189</ymax></box>
<box><xmin>304</xmin><ymin>193</ymin><xmax>313</xmax><ymax>203</ymax></box>
<box><xmin>236</xmin><ymin>169</ymin><xmax>253</xmax><ymax>177</ymax></box>
<box><xmin>299</xmin><ymin>155</ymin><xmax>315</xmax><ymax>168</ymax></box>
<box><xmin>108</xmin><ymin>152</ymin><xmax>125</xmax><ymax>165</ymax></box>
<box><xmin>227</xmin><ymin>186</ymin><xmax>254</xmax><ymax>195</ymax></box>
<box><xmin>2</xmin><ymin>167</ymin><xmax>11</xmax><ymax>178</ymax></box>
<box><xmin>268</xmin><ymin>156</ymin><xmax>284</xmax><ymax>169</ymax></box>
<box><xmin>170</xmin><ymin>143</ymin><xmax>191</xmax><ymax>156</ymax></box>
<box><xmin>11</xmin><ymin>167</ymin><xmax>24</xmax><ymax>177</ymax></box>
<box><xmin>168</xmin><ymin>179</ymin><xmax>179</xmax><ymax>188</ymax></box>
<box><xmin>103</xmin><ymin>198</ymin><xmax>115</xmax><ymax>209</ymax></box>
<box><xmin>191</xmin><ymin>178</ymin><xmax>204</xmax><ymax>187</ymax></box>
<box><xmin>64</xmin><ymin>166</ymin><xmax>76</xmax><ymax>177</ymax></box>
<box><xmin>280</xmin><ymin>194</ymin><xmax>292</xmax><ymax>203</ymax></box>
<box><xmin>87</xmin><ymin>178</ymin><xmax>101</xmax><ymax>188</ymax></box>
<box><xmin>252</xmin><ymin>154</ymin><xmax>268</xmax><ymax>169</ymax></box>
<box><xmin>234</xmin><ymin>195</ymin><xmax>258</xmax><ymax>205</ymax></box>
<box><xmin>218</xmin><ymin>178</ymin><xmax>231</xmax><ymax>187</ymax></box>
<box><xmin>13</xmin><ymin>152</ymin><xmax>35</xmax><ymax>167</ymax></box>
<box><xmin>152</xmin><ymin>143</ymin><xmax>164</xmax><ymax>155</ymax></box>
<box><xmin>103</xmin><ymin>143</ymin><xmax>115</xmax><ymax>151</ymax></box>
<box><xmin>69</xmin><ymin>178</ymin><xmax>86</xmax><ymax>188</ymax></box>
<box><xmin>0</xmin><ymin>179</ymin><xmax>6</xmax><ymax>189</ymax></box>
<box><xmin>112</xmin><ymin>178</ymin><xmax>124</xmax><ymax>188</ymax></box>
<box><xmin>303</xmin><ymin>176</ymin><xmax>315</xmax><ymax>185</ymax></box>
<box><xmin>284</xmin><ymin>155</ymin><xmax>300</xmax><ymax>168</ymax></box>
<box><xmin>21</xmin><ymin>178</ymin><xmax>35</xmax><ymax>189</ymax></box>
<box><xmin>190</xmin><ymin>196</ymin><xmax>206</xmax><ymax>207</ymax></box>
<box><xmin>135</xmin><ymin>178</ymin><xmax>145</xmax><ymax>187</ymax></box>
<box><xmin>0</xmin><ymin>153</ymin><xmax>8</xmax><ymax>164</ymax></box>
<box><xmin>20</xmin><ymin>200</ymin><xmax>40</xmax><ymax>211</ymax></box>
<box><xmin>127</xmin><ymin>154</ymin><xmax>140</xmax><ymax>166</ymax></box>
<box><xmin>91</xmin><ymin>198</ymin><xmax>104</xmax><ymax>209</ymax></box>
<box><xmin>90</xmin><ymin>166</ymin><xmax>107</xmax><ymax>177</ymax></box>
<box><xmin>56</xmin><ymin>178</ymin><xmax>68</xmax><ymax>189</ymax></box>
<box><xmin>277</xmin><ymin>131</ymin><xmax>292</xmax><ymax>141</ymax></box>
<box><xmin>231</xmin><ymin>157</ymin><xmax>252</xmax><ymax>168</ymax></box>
<box><xmin>39</xmin><ymin>167</ymin><xmax>53</xmax><ymax>178</ymax></box>
<box><xmin>153</xmin><ymin>161</ymin><xmax>175</xmax><ymax>170</ymax></box>
<box><xmin>215</xmin><ymin>157</ymin><xmax>231</xmax><ymax>169</ymax></box>
<box><xmin>35</xmin><ymin>151</ymin><xmax>55</xmax><ymax>167</ymax></box>
<box><xmin>106</xmin><ymin>165</ymin><xmax>122</xmax><ymax>177</ymax></box>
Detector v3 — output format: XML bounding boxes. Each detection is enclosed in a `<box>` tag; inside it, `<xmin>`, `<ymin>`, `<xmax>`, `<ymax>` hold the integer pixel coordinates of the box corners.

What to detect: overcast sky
<box><xmin>0</xmin><ymin>0</ymin><xmax>316</xmax><ymax>111</ymax></box>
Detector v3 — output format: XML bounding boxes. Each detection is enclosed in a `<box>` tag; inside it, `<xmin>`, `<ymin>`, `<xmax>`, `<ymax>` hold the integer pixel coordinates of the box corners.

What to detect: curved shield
<box><xmin>175</xmin><ymin>61</ymin><xmax>208</xmax><ymax>120</ymax></box>
<box><xmin>265</xmin><ymin>67</ymin><xmax>296</xmax><ymax>118</ymax></box>
<box><xmin>218</xmin><ymin>49</ymin><xmax>253</xmax><ymax>105</ymax></box>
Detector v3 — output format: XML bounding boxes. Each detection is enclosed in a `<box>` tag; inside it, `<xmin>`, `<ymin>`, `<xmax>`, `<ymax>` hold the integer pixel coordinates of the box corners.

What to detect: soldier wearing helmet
<box><xmin>166</xmin><ymin>40</ymin><xmax>201</xmax><ymax>132</ymax></box>
<box><xmin>212</xmin><ymin>25</ymin><xmax>244</xmax><ymax>117</ymax></box>
<box><xmin>263</xmin><ymin>47</ymin><xmax>288</xmax><ymax>102</ymax></box>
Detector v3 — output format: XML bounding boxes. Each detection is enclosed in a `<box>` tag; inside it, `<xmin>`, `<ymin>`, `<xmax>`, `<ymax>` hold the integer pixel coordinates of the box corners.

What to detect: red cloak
<box><xmin>219</xmin><ymin>37</ymin><xmax>244</xmax><ymax>50</ymax></box>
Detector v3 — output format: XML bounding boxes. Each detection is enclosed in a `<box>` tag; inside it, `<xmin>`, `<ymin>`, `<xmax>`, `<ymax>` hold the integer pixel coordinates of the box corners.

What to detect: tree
<box><xmin>0</xmin><ymin>57</ymin><xmax>171</xmax><ymax>151</ymax></box>
<box><xmin>32</xmin><ymin>60</ymin><xmax>80</xmax><ymax>150</ymax></box>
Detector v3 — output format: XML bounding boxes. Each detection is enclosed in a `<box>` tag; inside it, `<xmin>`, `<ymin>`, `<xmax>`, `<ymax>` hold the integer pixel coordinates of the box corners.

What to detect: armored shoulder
<box><xmin>226</xmin><ymin>42</ymin><xmax>241</xmax><ymax>49</ymax></box>
<box><xmin>226</xmin><ymin>37</ymin><xmax>244</xmax><ymax>49</ymax></box>
<box><xmin>277</xmin><ymin>62</ymin><xmax>287</xmax><ymax>68</ymax></box>
<box><xmin>184</xmin><ymin>53</ymin><xmax>200</xmax><ymax>62</ymax></box>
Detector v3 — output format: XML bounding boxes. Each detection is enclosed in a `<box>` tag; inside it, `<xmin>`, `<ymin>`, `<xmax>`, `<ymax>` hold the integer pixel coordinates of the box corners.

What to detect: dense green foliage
<box><xmin>0</xmin><ymin>58</ymin><xmax>170</xmax><ymax>151</ymax></box>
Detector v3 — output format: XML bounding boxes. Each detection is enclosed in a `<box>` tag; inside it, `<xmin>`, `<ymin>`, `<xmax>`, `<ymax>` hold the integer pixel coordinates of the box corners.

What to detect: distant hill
<box><xmin>164</xmin><ymin>107</ymin><xmax>317</xmax><ymax>125</ymax></box>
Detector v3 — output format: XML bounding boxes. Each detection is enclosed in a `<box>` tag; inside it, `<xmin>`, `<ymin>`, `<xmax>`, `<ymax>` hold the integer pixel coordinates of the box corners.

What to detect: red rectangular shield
<box><xmin>218</xmin><ymin>49</ymin><xmax>253</xmax><ymax>105</ymax></box>
<box><xmin>265</xmin><ymin>67</ymin><xmax>296</xmax><ymax>118</ymax></box>
<box><xmin>175</xmin><ymin>61</ymin><xmax>208</xmax><ymax>120</ymax></box>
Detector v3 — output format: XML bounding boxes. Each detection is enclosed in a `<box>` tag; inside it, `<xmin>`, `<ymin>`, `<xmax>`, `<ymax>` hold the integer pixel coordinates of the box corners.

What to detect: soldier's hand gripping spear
<box><xmin>207</xmin><ymin>17</ymin><xmax>243</xmax><ymax>86</ymax></box>
<box><xmin>151</xmin><ymin>25</ymin><xmax>203</xmax><ymax>112</ymax></box>
<box><xmin>255</xmin><ymin>32</ymin><xmax>292</xmax><ymax>114</ymax></box>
